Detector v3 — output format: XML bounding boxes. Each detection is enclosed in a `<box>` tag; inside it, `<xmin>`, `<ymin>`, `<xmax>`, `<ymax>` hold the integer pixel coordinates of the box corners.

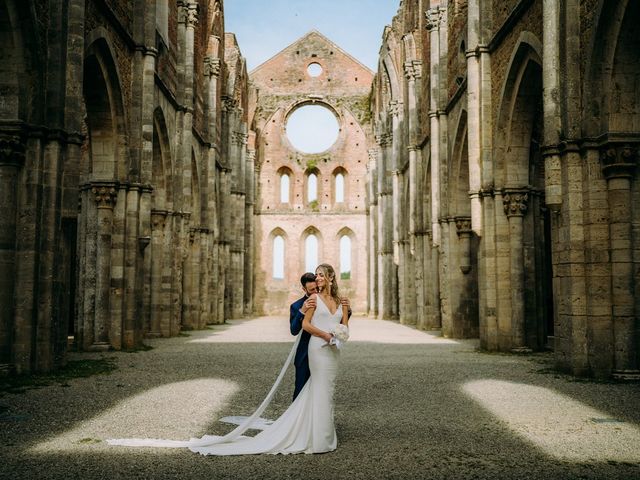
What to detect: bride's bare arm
<box><xmin>302</xmin><ymin>295</ymin><xmax>332</xmax><ymax>342</ymax></box>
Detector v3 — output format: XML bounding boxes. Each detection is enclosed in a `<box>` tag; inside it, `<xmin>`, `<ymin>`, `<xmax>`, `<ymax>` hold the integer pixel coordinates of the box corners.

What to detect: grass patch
<box><xmin>0</xmin><ymin>357</ymin><xmax>118</xmax><ymax>396</ymax></box>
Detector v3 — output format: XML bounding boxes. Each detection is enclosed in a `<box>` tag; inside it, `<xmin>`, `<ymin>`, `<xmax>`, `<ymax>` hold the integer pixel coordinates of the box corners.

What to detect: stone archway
<box><xmin>447</xmin><ymin>110</ymin><xmax>479</xmax><ymax>339</ymax></box>
<box><xmin>77</xmin><ymin>35</ymin><xmax>127</xmax><ymax>351</ymax></box>
<box><xmin>0</xmin><ymin>0</ymin><xmax>36</xmax><ymax>372</ymax></box>
<box><xmin>149</xmin><ymin>108</ymin><xmax>173</xmax><ymax>337</ymax></box>
<box><xmin>494</xmin><ymin>39</ymin><xmax>550</xmax><ymax>352</ymax></box>
<box><xmin>584</xmin><ymin>0</ymin><xmax>640</xmax><ymax>377</ymax></box>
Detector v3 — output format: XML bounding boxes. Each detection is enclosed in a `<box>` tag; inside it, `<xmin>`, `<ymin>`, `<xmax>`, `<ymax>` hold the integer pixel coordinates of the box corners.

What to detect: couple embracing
<box><xmin>108</xmin><ymin>262</ymin><xmax>352</xmax><ymax>456</ymax></box>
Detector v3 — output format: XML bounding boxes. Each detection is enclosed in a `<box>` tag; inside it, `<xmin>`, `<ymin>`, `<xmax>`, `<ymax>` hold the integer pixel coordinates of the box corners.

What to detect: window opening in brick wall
<box><xmin>305</xmin><ymin>235</ymin><xmax>318</xmax><ymax>273</ymax></box>
<box><xmin>286</xmin><ymin>104</ymin><xmax>339</xmax><ymax>153</ymax></box>
<box><xmin>340</xmin><ymin>235</ymin><xmax>351</xmax><ymax>280</ymax></box>
<box><xmin>273</xmin><ymin>236</ymin><xmax>285</xmax><ymax>279</ymax></box>
<box><xmin>307</xmin><ymin>62</ymin><xmax>323</xmax><ymax>77</ymax></box>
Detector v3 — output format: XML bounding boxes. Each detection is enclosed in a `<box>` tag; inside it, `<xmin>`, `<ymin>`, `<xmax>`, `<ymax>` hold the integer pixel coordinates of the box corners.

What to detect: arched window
<box><xmin>335</xmin><ymin>173</ymin><xmax>344</xmax><ymax>203</ymax></box>
<box><xmin>280</xmin><ymin>173</ymin><xmax>290</xmax><ymax>203</ymax></box>
<box><xmin>305</xmin><ymin>234</ymin><xmax>318</xmax><ymax>273</ymax></box>
<box><xmin>339</xmin><ymin>235</ymin><xmax>351</xmax><ymax>279</ymax></box>
<box><xmin>273</xmin><ymin>236</ymin><xmax>285</xmax><ymax>279</ymax></box>
<box><xmin>307</xmin><ymin>173</ymin><xmax>318</xmax><ymax>203</ymax></box>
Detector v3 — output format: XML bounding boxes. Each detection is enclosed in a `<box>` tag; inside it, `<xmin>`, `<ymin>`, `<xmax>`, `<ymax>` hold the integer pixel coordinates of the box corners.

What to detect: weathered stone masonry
<box><xmin>0</xmin><ymin>0</ymin><xmax>252</xmax><ymax>374</ymax></box>
<box><xmin>372</xmin><ymin>0</ymin><xmax>640</xmax><ymax>378</ymax></box>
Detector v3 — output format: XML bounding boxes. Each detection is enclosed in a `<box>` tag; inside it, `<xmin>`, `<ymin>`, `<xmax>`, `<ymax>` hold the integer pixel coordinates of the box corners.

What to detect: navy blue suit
<box><xmin>290</xmin><ymin>295</ymin><xmax>311</xmax><ymax>401</ymax></box>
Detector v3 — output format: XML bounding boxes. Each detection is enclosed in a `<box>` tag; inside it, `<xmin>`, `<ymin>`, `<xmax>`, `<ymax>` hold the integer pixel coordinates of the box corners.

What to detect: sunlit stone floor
<box><xmin>1</xmin><ymin>317</ymin><xmax>639</xmax><ymax>479</ymax></box>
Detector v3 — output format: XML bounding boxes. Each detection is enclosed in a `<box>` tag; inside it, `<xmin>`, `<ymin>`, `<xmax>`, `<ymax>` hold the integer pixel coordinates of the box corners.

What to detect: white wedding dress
<box><xmin>107</xmin><ymin>296</ymin><xmax>342</xmax><ymax>455</ymax></box>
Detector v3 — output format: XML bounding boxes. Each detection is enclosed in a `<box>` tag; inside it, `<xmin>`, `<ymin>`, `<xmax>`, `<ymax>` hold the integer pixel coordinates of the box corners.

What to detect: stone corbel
<box><xmin>599</xmin><ymin>143</ymin><xmax>638</xmax><ymax>180</ymax></box>
<box><xmin>151</xmin><ymin>209</ymin><xmax>168</xmax><ymax>230</ymax></box>
<box><xmin>455</xmin><ymin>216</ymin><xmax>472</xmax><ymax>274</ymax></box>
<box><xmin>503</xmin><ymin>188</ymin><xmax>529</xmax><ymax>217</ymax></box>
<box><xmin>0</xmin><ymin>134</ymin><xmax>26</xmax><ymax>167</ymax></box>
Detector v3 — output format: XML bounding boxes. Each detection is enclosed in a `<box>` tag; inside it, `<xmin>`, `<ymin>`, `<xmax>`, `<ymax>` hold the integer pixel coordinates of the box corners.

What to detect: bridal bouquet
<box><xmin>327</xmin><ymin>324</ymin><xmax>350</xmax><ymax>349</ymax></box>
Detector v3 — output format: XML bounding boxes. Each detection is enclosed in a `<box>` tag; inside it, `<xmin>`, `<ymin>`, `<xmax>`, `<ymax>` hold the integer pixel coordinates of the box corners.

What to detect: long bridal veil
<box><xmin>106</xmin><ymin>335</ymin><xmax>301</xmax><ymax>449</ymax></box>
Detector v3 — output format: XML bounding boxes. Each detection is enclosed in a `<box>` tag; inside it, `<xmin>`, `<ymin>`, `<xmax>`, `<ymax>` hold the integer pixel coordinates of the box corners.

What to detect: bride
<box><xmin>107</xmin><ymin>263</ymin><xmax>350</xmax><ymax>455</ymax></box>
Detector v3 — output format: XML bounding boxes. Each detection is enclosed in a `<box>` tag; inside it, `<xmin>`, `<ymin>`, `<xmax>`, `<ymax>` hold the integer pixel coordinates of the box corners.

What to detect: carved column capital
<box><xmin>376</xmin><ymin>133</ymin><xmax>392</xmax><ymax>147</ymax></box>
<box><xmin>91</xmin><ymin>183</ymin><xmax>117</xmax><ymax>209</ymax></box>
<box><xmin>0</xmin><ymin>134</ymin><xmax>25</xmax><ymax>167</ymax></box>
<box><xmin>204</xmin><ymin>56</ymin><xmax>221</xmax><ymax>77</ymax></box>
<box><xmin>177</xmin><ymin>1</ymin><xmax>188</xmax><ymax>24</ymax></box>
<box><xmin>503</xmin><ymin>188</ymin><xmax>529</xmax><ymax>217</ymax></box>
<box><xmin>600</xmin><ymin>143</ymin><xmax>638</xmax><ymax>180</ymax></box>
<box><xmin>404</xmin><ymin>60</ymin><xmax>423</xmax><ymax>81</ymax></box>
<box><xmin>455</xmin><ymin>216</ymin><xmax>472</xmax><ymax>236</ymax></box>
<box><xmin>222</xmin><ymin>96</ymin><xmax>239</xmax><ymax>112</ymax></box>
<box><xmin>425</xmin><ymin>7</ymin><xmax>444</xmax><ymax>31</ymax></box>
<box><xmin>232</xmin><ymin>132</ymin><xmax>248</xmax><ymax>146</ymax></box>
<box><xmin>388</xmin><ymin>100</ymin><xmax>403</xmax><ymax>117</ymax></box>
<box><xmin>186</xmin><ymin>2</ymin><xmax>199</xmax><ymax>28</ymax></box>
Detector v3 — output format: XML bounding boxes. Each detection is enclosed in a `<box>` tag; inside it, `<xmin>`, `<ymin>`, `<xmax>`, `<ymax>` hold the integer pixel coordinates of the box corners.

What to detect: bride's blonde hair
<box><xmin>315</xmin><ymin>263</ymin><xmax>340</xmax><ymax>305</ymax></box>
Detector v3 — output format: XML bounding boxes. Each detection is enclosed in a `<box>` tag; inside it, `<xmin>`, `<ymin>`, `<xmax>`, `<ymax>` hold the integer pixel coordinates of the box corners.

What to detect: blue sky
<box><xmin>224</xmin><ymin>0</ymin><xmax>401</xmax><ymax>72</ymax></box>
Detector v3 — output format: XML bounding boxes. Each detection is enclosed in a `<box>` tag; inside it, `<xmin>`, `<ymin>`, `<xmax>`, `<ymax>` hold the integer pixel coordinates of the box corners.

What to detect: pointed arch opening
<box><xmin>332</xmin><ymin>167</ymin><xmax>347</xmax><ymax>205</ymax></box>
<box><xmin>269</xmin><ymin>228</ymin><xmax>287</xmax><ymax>280</ymax></box>
<box><xmin>277</xmin><ymin>166</ymin><xmax>293</xmax><ymax>204</ymax></box>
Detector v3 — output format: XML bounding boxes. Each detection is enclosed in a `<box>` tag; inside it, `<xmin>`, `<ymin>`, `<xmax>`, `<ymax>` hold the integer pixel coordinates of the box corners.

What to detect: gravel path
<box><xmin>1</xmin><ymin>317</ymin><xmax>639</xmax><ymax>480</ymax></box>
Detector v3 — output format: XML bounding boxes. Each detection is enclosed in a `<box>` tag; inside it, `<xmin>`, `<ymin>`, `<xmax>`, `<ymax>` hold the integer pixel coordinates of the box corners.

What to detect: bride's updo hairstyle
<box><xmin>316</xmin><ymin>263</ymin><xmax>340</xmax><ymax>305</ymax></box>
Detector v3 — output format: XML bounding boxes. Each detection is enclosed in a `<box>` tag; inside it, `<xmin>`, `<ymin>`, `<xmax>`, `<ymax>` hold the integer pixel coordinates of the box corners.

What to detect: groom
<box><xmin>289</xmin><ymin>271</ymin><xmax>352</xmax><ymax>401</ymax></box>
<box><xmin>289</xmin><ymin>272</ymin><xmax>318</xmax><ymax>401</ymax></box>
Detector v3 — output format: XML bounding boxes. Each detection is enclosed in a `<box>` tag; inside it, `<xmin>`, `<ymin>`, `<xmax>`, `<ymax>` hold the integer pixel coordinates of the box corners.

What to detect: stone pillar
<box><xmin>376</xmin><ymin>133</ymin><xmax>395</xmax><ymax>319</ymax></box>
<box><xmin>122</xmin><ymin>185</ymin><xmax>141</xmax><ymax>348</ymax></box>
<box><xmin>367</xmin><ymin>148</ymin><xmax>379</xmax><ymax>316</ymax></box>
<box><xmin>503</xmin><ymin>188</ymin><xmax>530</xmax><ymax>353</ymax></box>
<box><xmin>90</xmin><ymin>183</ymin><xmax>116</xmax><ymax>351</ymax></box>
<box><xmin>426</xmin><ymin>6</ymin><xmax>443</xmax><ymax>245</ymax></box>
<box><xmin>600</xmin><ymin>144</ymin><xmax>639</xmax><ymax>379</ymax></box>
<box><xmin>139</xmin><ymin>185</ymin><xmax>152</xmax><ymax>337</ymax></box>
<box><xmin>455</xmin><ymin>216</ymin><xmax>472</xmax><ymax>274</ymax></box>
<box><xmin>149</xmin><ymin>209</ymin><xmax>167</xmax><ymax>337</ymax></box>
<box><xmin>0</xmin><ymin>134</ymin><xmax>24</xmax><ymax>369</ymax></box>
<box><xmin>182</xmin><ymin>227</ymin><xmax>199</xmax><ymax>329</ymax></box>
<box><xmin>244</xmin><ymin>149</ymin><xmax>256</xmax><ymax>315</ymax></box>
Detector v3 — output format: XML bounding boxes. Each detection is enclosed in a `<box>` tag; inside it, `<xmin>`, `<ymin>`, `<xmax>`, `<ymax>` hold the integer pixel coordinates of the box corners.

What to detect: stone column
<box><xmin>244</xmin><ymin>148</ymin><xmax>256</xmax><ymax>315</ymax></box>
<box><xmin>367</xmin><ymin>148</ymin><xmax>379</xmax><ymax>316</ymax></box>
<box><xmin>376</xmin><ymin>133</ymin><xmax>395</xmax><ymax>319</ymax></box>
<box><xmin>503</xmin><ymin>188</ymin><xmax>530</xmax><ymax>353</ymax></box>
<box><xmin>542</xmin><ymin>0</ymin><xmax>562</xmax><ymax>210</ymax></box>
<box><xmin>122</xmin><ymin>185</ymin><xmax>141</xmax><ymax>348</ymax></box>
<box><xmin>0</xmin><ymin>134</ymin><xmax>24</xmax><ymax>368</ymax></box>
<box><xmin>426</xmin><ymin>6</ymin><xmax>443</xmax><ymax>245</ymax></box>
<box><xmin>600</xmin><ymin>144</ymin><xmax>639</xmax><ymax>379</ymax></box>
<box><xmin>149</xmin><ymin>209</ymin><xmax>167</xmax><ymax>337</ymax></box>
<box><xmin>455</xmin><ymin>216</ymin><xmax>472</xmax><ymax>274</ymax></box>
<box><xmin>90</xmin><ymin>183</ymin><xmax>116</xmax><ymax>350</ymax></box>
<box><xmin>182</xmin><ymin>227</ymin><xmax>197</xmax><ymax>329</ymax></box>
<box><xmin>139</xmin><ymin>185</ymin><xmax>152</xmax><ymax>337</ymax></box>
